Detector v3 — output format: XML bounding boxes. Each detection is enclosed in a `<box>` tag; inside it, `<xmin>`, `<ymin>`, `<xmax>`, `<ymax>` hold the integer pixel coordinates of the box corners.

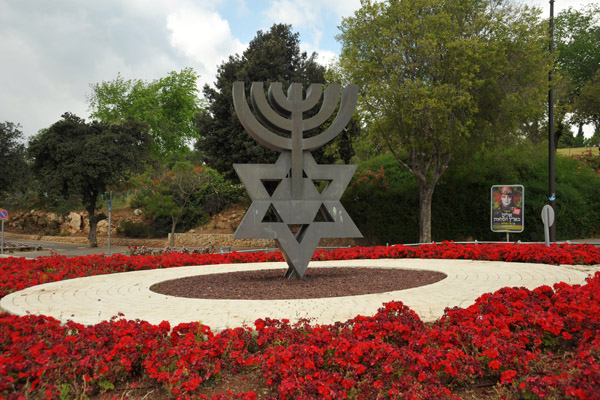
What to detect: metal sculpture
<box><xmin>232</xmin><ymin>81</ymin><xmax>362</xmax><ymax>279</ymax></box>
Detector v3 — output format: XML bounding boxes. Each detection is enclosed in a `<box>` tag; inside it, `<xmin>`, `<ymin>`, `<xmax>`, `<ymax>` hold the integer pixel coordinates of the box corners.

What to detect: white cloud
<box><xmin>261</xmin><ymin>0</ymin><xmax>362</xmax><ymax>62</ymax></box>
<box><xmin>0</xmin><ymin>0</ymin><xmax>235</xmax><ymax>138</ymax></box>
<box><xmin>166</xmin><ymin>7</ymin><xmax>246</xmax><ymax>88</ymax></box>
<box><xmin>263</xmin><ymin>0</ymin><xmax>324</xmax><ymax>49</ymax></box>
<box><xmin>315</xmin><ymin>50</ymin><xmax>338</xmax><ymax>67</ymax></box>
<box><xmin>314</xmin><ymin>0</ymin><xmax>362</xmax><ymax>18</ymax></box>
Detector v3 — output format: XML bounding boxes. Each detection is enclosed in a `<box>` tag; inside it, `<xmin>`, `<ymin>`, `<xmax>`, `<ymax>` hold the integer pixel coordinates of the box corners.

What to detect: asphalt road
<box><xmin>1</xmin><ymin>234</ymin><xmax>598</xmax><ymax>259</ymax></box>
<box><xmin>1</xmin><ymin>235</ymin><xmax>130</xmax><ymax>258</ymax></box>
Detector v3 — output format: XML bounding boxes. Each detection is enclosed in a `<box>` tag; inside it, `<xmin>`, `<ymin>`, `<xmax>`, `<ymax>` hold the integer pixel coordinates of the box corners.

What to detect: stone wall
<box><xmin>168</xmin><ymin>233</ymin><xmax>359</xmax><ymax>249</ymax></box>
<box><xmin>5</xmin><ymin>210</ymin><xmax>118</xmax><ymax>236</ymax></box>
<box><xmin>5</xmin><ymin>209</ymin><xmax>361</xmax><ymax>249</ymax></box>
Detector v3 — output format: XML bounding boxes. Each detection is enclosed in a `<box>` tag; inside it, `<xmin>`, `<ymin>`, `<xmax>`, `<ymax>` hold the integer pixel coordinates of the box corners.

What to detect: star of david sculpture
<box><xmin>232</xmin><ymin>81</ymin><xmax>362</xmax><ymax>279</ymax></box>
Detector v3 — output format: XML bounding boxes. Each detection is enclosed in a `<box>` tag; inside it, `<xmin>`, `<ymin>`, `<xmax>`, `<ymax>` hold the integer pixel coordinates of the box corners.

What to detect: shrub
<box><xmin>343</xmin><ymin>142</ymin><xmax>600</xmax><ymax>244</ymax></box>
<box><xmin>117</xmin><ymin>220</ymin><xmax>151</xmax><ymax>238</ymax></box>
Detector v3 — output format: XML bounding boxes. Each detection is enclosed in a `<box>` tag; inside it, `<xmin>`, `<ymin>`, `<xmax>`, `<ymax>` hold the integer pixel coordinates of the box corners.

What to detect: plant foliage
<box><xmin>28</xmin><ymin>113</ymin><xmax>152</xmax><ymax>246</ymax></box>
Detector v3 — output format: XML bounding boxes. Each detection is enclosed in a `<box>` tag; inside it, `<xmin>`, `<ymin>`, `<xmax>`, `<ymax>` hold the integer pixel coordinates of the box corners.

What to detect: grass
<box><xmin>557</xmin><ymin>146</ymin><xmax>599</xmax><ymax>156</ymax></box>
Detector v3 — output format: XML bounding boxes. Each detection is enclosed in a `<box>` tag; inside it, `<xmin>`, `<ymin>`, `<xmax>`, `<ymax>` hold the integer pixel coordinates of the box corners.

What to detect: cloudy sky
<box><xmin>0</xmin><ymin>0</ymin><xmax>594</xmax><ymax>139</ymax></box>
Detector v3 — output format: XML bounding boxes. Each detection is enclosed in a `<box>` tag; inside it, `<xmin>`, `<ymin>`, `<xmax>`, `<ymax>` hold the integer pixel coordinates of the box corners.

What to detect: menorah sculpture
<box><xmin>232</xmin><ymin>81</ymin><xmax>362</xmax><ymax>279</ymax></box>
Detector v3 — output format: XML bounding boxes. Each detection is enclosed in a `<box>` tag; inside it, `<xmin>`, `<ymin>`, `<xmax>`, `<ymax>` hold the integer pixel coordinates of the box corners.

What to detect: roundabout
<box><xmin>1</xmin><ymin>258</ymin><xmax>591</xmax><ymax>330</ymax></box>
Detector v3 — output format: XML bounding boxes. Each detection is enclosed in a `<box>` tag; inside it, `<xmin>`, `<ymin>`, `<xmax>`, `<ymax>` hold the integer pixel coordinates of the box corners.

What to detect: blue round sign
<box><xmin>0</xmin><ymin>209</ymin><xmax>7</xmax><ymax>219</ymax></box>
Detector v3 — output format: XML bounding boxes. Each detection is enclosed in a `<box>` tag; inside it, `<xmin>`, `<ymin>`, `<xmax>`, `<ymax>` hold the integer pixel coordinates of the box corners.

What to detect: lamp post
<box><xmin>548</xmin><ymin>0</ymin><xmax>556</xmax><ymax>242</ymax></box>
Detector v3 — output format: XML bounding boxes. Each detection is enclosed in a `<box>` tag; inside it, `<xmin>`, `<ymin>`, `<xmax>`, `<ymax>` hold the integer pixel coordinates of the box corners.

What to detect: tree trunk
<box><xmin>388</xmin><ymin>143</ymin><xmax>452</xmax><ymax>244</ymax></box>
<box><xmin>170</xmin><ymin>216</ymin><xmax>177</xmax><ymax>247</ymax></box>
<box><xmin>87</xmin><ymin>207</ymin><xmax>98</xmax><ymax>248</ymax></box>
<box><xmin>417</xmin><ymin>181</ymin><xmax>435</xmax><ymax>243</ymax></box>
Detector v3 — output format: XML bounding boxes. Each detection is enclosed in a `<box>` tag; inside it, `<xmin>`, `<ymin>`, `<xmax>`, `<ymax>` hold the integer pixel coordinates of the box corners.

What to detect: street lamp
<box><xmin>548</xmin><ymin>0</ymin><xmax>556</xmax><ymax>242</ymax></box>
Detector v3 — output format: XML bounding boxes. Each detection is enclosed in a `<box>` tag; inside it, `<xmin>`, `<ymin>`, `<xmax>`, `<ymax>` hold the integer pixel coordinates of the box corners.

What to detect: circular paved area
<box><xmin>1</xmin><ymin>259</ymin><xmax>595</xmax><ymax>330</ymax></box>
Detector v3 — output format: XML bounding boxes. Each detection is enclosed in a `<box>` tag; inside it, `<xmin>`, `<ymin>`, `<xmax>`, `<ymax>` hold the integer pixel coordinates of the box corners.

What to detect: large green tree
<box><xmin>0</xmin><ymin>121</ymin><xmax>32</xmax><ymax>197</ymax></box>
<box><xmin>29</xmin><ymin>113</ymin><xmax>152</xmax><ymax>247</ymax></box>
<box><xmin>195</xmin><ymin>24</ymin><xmax>330</xmax><ymax>177</ymax></box>
<box><xmin>338</xmin><ymin>0</ymin><xmax>549</xmax><ymax>242</ymax></box>
<box><xmin>556</xmin><ymin>5</ymin><xmax>600</xmax><ymax>133</ymax></box>
<box><xmin>554</xmin><ymin>5</ymin><xmax>600</xmax><ymax>145</ymax></box>
<box><xmin>88</xmin><ymin>68</ymin><xmax>203</xmax><ymax>160</ymax></box>
<box><xmin>575</xmin><ymin>71</ymin><xmax>600</xmax><ymax>134</ymax></box>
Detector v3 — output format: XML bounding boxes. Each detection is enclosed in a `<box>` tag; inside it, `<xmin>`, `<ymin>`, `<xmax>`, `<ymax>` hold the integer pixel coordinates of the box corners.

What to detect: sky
<box><xmin>0</xmin><ymin>0</ymin><xmax>595</xmax><ymax>140</ymax></box>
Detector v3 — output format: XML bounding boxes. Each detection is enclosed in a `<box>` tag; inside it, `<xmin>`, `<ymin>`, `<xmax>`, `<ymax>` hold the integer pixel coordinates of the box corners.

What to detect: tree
<box><xmin>28</xmin><ymin>113</ymin><xmax>152</xmax><ymax>247</ymax></box>
<box><xmin>88</xmin><ymin>68</ymin><xmax>203</xmax><ymax>160</ymax></box>
<box><xmin>575</xmin><ymin>70</ymin><xmax>600</xmax><ymax>133</ymax></box>
<box><xmin>338</xmin><ymin>0</ymin><xmax>549</xmax><ymax>242</ymax></box>
<box><xmin>555</xmin><ymin>5</ymin><xmax>600</xmax><ymax>142</ymax></box>
<box><xmin>132</xmin><ymin>163</ymin><xmax>242</xmax><ymax>246</ymax></box>
<box><xmin>0</xmin><ymin>122</ymin><xmax>32</xmax><ymax>197</ymax></box>
<box><xmin>196</xmin><ymin>24</ymin><xmax>330</xmax><ymax>178</ymax></box>
<box><xmin>131</xmin><ymin>163</ymin><xmax>207</xmax><ymax>247</ymax></box>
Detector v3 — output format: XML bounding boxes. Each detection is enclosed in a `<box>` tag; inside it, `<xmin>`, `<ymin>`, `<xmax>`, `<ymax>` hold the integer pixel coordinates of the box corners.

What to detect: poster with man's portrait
<box><xmin>491</xmin><ymin>185</ymin><xmax>524</xmax><ymax>232</ymax></box>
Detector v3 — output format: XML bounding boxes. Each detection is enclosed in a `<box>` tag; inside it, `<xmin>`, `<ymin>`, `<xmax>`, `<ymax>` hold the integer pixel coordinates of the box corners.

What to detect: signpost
<box><xmin>0</xmin><ymin>209</ymin><xmax>7</xmax><ymax>255</ymax></box>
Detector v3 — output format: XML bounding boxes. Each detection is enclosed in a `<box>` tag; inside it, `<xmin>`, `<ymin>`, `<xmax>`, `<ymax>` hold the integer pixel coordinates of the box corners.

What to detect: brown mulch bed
<box><xmin>151</xmin><ymin>267</ymin><xmax>447</xmax><ymax>300</ymax></box>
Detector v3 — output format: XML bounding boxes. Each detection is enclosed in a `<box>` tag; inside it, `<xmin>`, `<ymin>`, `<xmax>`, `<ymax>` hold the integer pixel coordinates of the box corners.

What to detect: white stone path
<box><xmin>1</xmin><ymin>259</ymin><xmax>596</xmax><ymax>331</ymax></box>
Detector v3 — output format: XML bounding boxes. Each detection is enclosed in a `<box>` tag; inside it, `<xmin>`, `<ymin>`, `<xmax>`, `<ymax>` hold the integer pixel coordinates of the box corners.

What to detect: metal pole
<box><xmin>548</xmin><ymin>0</ymin><xmax>557</xmax><ymax>242</ymax></box>
<box><xmin>1</xmin><ymin>220</ymin><xmax>4</xmax><ymax>255</ymax></box>
<box><xmin>108</xmin><ymin>191</ymin><xmax>112</xmax><ymax>256</ymax></box>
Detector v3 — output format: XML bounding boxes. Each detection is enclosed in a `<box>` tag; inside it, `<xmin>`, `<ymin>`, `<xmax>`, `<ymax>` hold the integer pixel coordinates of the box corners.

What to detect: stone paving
<box><xmin>1</xmin><ymin>259</ymin><xmax>596</xmax><ymax>331</ymax></box>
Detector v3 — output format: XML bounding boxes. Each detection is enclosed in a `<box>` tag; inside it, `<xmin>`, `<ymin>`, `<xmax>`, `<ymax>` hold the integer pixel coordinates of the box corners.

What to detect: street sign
<box><xmin>541</xmin><ymin>205</ymin><xmax>555</xmax><ymax>246</ymax></box>
<box><xmin>0</xmin><ymin>209</ymin><xmax>7</xmax><ymax>219</ymax></box>
<box><xmin>541</xmin><ymin>205</ymin><xmax>555</xmax><ymax>226</ymax></box>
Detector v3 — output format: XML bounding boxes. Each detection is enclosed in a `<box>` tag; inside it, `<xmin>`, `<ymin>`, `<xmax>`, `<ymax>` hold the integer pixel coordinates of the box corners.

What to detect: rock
<box><xmin>46</xmin><ymin>212</ymin><xmax>61</xmax><ymax>223</ymax></box>
<box><xmin>62</xmin><ymin>212</ymin><xmax>83</xmax><ymax>234</ymax></box>
<box><xmin>96</xmin><ymin>220</ymin><xmax>116</xmax><ymax>235</ymax></box>
<box><xmin>97</xmin><ymin>220</ymin><xmax>109</xmax><ymax>234</ymax></box>
<box><xmin>133</xmin><ymin>209</ymin><xmax>144</xmax><ymax>216</ymax></box>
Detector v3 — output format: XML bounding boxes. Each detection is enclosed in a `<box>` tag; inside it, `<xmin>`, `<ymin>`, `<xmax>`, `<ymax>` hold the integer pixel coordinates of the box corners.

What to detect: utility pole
<box><xmin>548</xmin><ymin>0</ymin><xmax>557</xmax><ymax>242</ymax></box>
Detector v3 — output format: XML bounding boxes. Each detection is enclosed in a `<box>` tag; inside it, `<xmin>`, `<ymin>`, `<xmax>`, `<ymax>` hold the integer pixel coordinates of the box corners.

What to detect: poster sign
<box><xmin>491</xmin><ymin>185</ymin><xmax>524</xmax><ymax>232</ymax></box>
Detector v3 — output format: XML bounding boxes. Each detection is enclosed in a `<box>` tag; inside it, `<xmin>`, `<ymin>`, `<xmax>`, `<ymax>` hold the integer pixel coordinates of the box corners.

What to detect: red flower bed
<box><xmin>0</xmin><ymin>243</ymin><xmax>599</xmax><ymax>399</ymax></box>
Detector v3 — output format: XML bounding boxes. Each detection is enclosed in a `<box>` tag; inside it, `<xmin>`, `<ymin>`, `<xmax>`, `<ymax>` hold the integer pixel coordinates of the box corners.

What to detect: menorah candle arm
<box><xmin>268</xmin><ymin>83</ymin><xmax>324</xmax><ymax>113</ymax></box>
<box><xmin>302</xmin><ymin>84</ymin><xmax>341</xmax><ymax>132</ymax></box>
<box><xmin>303</xmin><ymin>84</ymin><xmax>358</xmax><ymax>151</ymax></box>
<box><xmin>232</xmin><ymin>82</ymin><xmax>292</xmax><ymax>151</ymax></box>
<box><xmin>251</xmin><ymin>82</ymin><xmax>292</xmax><ymax>133</ymax></box>
<box><xmin>268</xmin><ymin>82</ymin><xmax>292</xmax><ymax>113</ymax></box>
<box><xmin>301</xmin><ymin>84</ymin><xmax>323</xmax><ymax>112</ymax></box>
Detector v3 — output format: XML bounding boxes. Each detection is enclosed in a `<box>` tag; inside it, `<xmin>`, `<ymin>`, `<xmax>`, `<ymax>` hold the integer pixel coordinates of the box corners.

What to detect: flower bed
<box><xmin>1</xmin><ymin>242</ymin><xmax>599</xmax><ymax>399</ymax></box>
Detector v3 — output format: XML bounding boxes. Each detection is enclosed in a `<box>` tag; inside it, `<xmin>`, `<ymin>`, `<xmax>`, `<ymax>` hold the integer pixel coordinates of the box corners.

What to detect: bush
<box><xmin>342</xmin><ymin>142</ymin><xmax>600</xmax><ymax>244</ymax></box>
<box><xmin>130</xmin><ymin>166</ymin><xmax>247</xmax><ymax>237</ymax></box>
<box><xmin>117</xmin><ymin>220</ymin><xmax>151</xmax><ymax>238</ymax></box>
<box><xmin>342</xmin><ymin>154</ymin><xmax>419</xmax><ymax>244</ymax></box>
